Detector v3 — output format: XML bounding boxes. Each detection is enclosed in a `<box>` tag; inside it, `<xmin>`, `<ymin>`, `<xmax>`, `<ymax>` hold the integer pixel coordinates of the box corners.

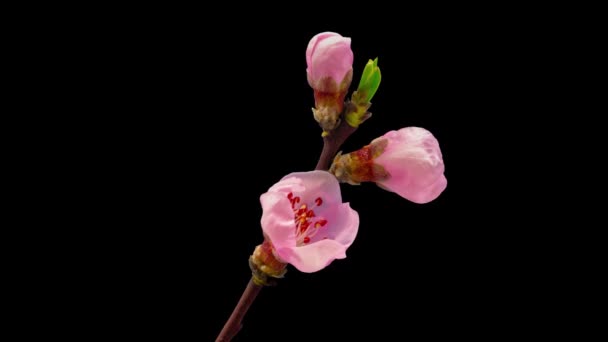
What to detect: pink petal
<box><xmin>276</xmin><ymin>239</ymin><xmax>347</xmax><ymax>273</ymax></box>
<box><xmin>279</xmin><ymin>171</ymin><xmax>342</xmax><ymax>208</ymax></box>
<box><xmin>260</xmin><ymin>192</ymin><xmax>297</xmax><ymax>251</ymax></box>
<box><xmin>315</xmin><ymin>203</ymin><xmax>359</xmax><ymax>246</ymax></box>
<box><xmin>310</xmin><ymin>35</ymin><xmax>353</xmax><ymax>84</ymax></box>
<box><xmin>375</xmin><ymin>127</ymin><xmax>447</xmax><ymax>204</ymax></box>
<box><xmin>406</xmin><ymin>174</ymin><xmax>447</xmax><ymax>204</ymax></box>
<box><xmin>267</xmin><ymin>176</ymin><xmax>305</xmax><ymax>195</ymax></box>
<box><xmin>306</xmin><ymin>32</ymin><xmax>340</xmax><ymax>71</ymax></box>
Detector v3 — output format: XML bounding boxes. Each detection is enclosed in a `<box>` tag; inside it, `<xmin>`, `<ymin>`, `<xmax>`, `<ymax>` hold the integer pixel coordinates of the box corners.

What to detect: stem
<box><xmin>216</xmin><ymin>279</ymin><xmax>262</xmax><ymax>342</ymax></box>
<box><xmin>315</xmin><ymin>121</ymin><xmax>357</xmax><ymax>170</ymax></box>
<box><xmin>217</xmin><ymin>120</ymin><xmax>357</xmax><ymax>341</ymax></box>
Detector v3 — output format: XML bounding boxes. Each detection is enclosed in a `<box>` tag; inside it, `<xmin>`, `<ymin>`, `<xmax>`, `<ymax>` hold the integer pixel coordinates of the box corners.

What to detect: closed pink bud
<box><xmin>330</xmin><ymin>127</ymin><xmax>447</xmax><ymax>204</ymax></box>
<box><xmin>373</xmin><ymin>127</ymin><xmax>447</xmax><ymax>204</ymax></box>
<box><xmin>306</xmin><ymin>32</ymin><xmax>353</xmax><ymax>90</ymax></box>
<box><xmin>306</xmin><ymin>32</ymin><xmax>354</xmax><ymax>132</ymax></box>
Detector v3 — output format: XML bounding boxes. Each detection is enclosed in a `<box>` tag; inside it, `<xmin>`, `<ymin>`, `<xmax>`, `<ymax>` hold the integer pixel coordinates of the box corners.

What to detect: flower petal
<box><xmin>267</xmin><ymin>176</ymin><xmax>305</xmax><ymax>195</ymax></box>
<box><xmin>260</xmin><ymin>192</ymin><xmax>296</xmax><ymax>250</ymax></box>
<box><xmin>306</xmin><ymin>32</ymin><xmax>340</xmax><ymax>72</ymax></box>
<box><xmin>316</xmin><ymin>203</ymin><xmax>359</xmax><ymax>246</ymax></box>
<box><xmin>276</xmin><ymin>239</ymin><xmax>347</xmax><ymax>273</ymax></box>
<box><xmin>407</xmin><ymin>174</ymin><xmax>447</xmax><ymax>204</ymax></box>
<box><xmin>310</xmin><ymin>35</ymin><xmax>353</xmax><ymax>84</ymax></box>
<box><xmin>279</xmin><ymin>170</ymin><xmax>342</xmax><ymax>207</ymax></box>
<box><xmin>375</xmin><ymin>127</ymin><xmax>447</xmax><ymax>203</ymax></box>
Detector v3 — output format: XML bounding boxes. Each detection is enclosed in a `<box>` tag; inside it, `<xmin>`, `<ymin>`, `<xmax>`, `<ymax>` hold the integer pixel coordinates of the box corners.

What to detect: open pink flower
<box><xmin>260</xmin><ymin>171</ymin><xmax>359</xmax><ymax>273</ymax></box>
<box><xmin>330</xmin><ymin>127</ymin><xmax>447</xmax><ymax>204</ymax></box>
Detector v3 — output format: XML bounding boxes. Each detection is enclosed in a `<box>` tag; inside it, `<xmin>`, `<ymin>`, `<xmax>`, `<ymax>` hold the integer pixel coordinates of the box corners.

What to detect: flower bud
<box><xmin>306</xmin><ymin>32</ymin><xmax>354</xmax><ymax>133</ymax></box>
<box><xmin>330</xmin><ymin>127</ymin><xmax>447</xmax><ymax>204</ymax></box>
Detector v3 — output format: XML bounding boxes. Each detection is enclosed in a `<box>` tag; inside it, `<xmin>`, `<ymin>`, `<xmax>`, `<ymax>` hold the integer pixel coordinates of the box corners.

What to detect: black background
<box><xmin>89</xmin><ymin>11</ymin><xmax>539</xmax><ymax>341</ymax></box>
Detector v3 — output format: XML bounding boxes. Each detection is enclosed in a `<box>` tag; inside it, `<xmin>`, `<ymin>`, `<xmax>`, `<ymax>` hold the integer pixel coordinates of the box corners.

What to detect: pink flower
<box><xmin>306</xmin><ymin>32</ymin><xmax>354</xmax><ymax>132</ymax></box>
<box><xmin>306</xmin><ymin>32</ymin><xmax>353</xmax><ymax>90</ymax></box>
<box><xmin>260</xmin><ymin>171</ymin><xmax>359</xmax><ymax>273</ymax></box>
<box><xmin>330</xmin><ymin>127</ymin><xmax>447</xmax><ymax>204</ymax></box>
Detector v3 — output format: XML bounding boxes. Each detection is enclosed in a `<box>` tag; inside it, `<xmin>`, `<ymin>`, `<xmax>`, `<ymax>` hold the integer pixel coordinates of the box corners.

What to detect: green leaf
<box><xmin>357</xmin><ymin>57</ymin><xmax>381</xmax><ymax>103</ymax></box>
<box><xmin>358</xmin><ymin>59</ymin><xmax>374</xmax><ymax>90</ymax></box>
<box><xmin>365</xmin><ymin>66</ymin><xmax>381</xmax><ymax>102</ymax></box>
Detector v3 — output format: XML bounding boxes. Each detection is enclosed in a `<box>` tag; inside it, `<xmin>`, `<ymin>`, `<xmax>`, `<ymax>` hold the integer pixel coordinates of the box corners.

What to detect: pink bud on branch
<box><xmin>306</xmin><ymin>32</ymin><xmax>354</xmax><ymax>134</ymax></box>
<box><xmin>330</xmin><ymin>127</ymin><xmax>447</xmax><ymax>204</ymax></box>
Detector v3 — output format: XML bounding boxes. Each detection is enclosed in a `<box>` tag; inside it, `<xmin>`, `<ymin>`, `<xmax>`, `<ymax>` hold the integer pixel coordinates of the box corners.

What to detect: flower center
<box><xmin>287</xmin><ymin>192</ymin><xmax>328</xmax><ymax>245</ymax></box>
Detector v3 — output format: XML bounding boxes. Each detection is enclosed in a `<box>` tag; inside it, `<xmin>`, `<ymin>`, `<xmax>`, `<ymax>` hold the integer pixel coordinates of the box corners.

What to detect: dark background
<box><xmin>89</xmin><ymin>11</ymin><xmax>541</xmax><ymax>341</ymax></box>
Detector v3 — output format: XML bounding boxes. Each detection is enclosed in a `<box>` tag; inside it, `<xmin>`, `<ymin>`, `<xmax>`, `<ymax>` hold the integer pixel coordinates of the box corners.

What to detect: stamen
<box><xmin>315</xmin><ymin>219</ymin><xmax>327</xmax><ymax>228</ymax></box>
<box><xmin>286</xmin><ymin>193</ymin><xmax>329</xmax><ymax>246</ymax></box>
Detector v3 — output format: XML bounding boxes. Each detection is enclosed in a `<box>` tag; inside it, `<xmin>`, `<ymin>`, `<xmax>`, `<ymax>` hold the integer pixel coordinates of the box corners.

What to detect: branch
<box><xmin>315</xmin><ymin>121</ymin><xmax>357</xmax><ymax>170</ymax></box>
<box><xmin>216</xmin><ymin>279</ymin><xmax>262</xmax><ymax>342</ymax></box>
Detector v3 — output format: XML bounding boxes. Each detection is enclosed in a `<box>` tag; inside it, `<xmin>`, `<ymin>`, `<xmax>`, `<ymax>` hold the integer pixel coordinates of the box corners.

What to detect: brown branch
<box><xmin>315</xmin><ymin>121</ymin><xmax>357</xmax><ymax>170</ymax></box>
<box><xmin>216</xmin><ymin>279</ymin><xmax>262</xmax><ymax>342</ymax></box>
